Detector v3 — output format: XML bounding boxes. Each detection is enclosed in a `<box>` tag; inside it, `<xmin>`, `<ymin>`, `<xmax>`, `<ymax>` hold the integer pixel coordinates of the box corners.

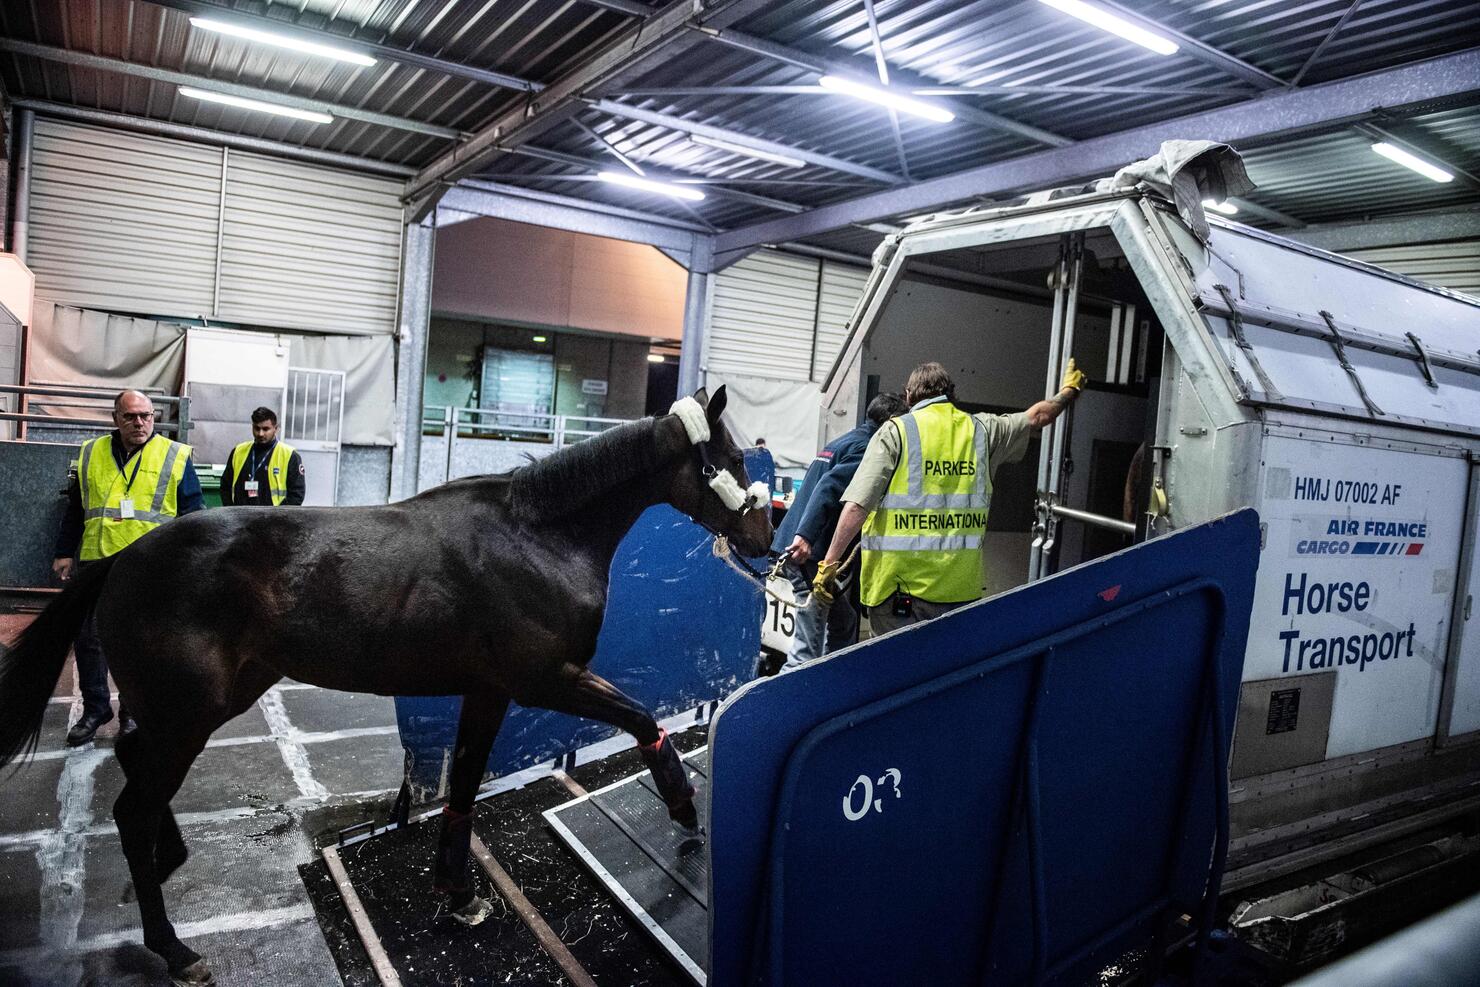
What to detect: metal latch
<box><xmin>1405</xmin><ymin>331</ymin><xmax>1439</xmax><ymax>389</ymax></box>
<box><xmin>1319</xmin><ymin>310</ymin><xmax>1384</xmax><ymax>417</ymax></box>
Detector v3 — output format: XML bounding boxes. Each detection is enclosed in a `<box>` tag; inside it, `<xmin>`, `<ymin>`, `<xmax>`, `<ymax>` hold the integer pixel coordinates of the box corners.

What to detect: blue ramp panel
<box><xmin>707</xmin><ymin>509</ymin><xmax>1259</xmax><ymax>987</ymax></box>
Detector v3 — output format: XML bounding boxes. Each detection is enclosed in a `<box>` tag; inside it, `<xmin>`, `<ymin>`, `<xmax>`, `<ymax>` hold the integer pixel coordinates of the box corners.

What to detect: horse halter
<box><xmin>670</xmin><ymin>397</ymin><xmax>769</xmax><ymax>516</ymax></box>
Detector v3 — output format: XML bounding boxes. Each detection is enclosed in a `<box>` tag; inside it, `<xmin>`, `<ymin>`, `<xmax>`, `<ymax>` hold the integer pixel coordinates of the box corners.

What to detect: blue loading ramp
<box><xmin>549</xmin><ymin>508</ymin><xmax>1259</xmax><ymax>985</ymax></box>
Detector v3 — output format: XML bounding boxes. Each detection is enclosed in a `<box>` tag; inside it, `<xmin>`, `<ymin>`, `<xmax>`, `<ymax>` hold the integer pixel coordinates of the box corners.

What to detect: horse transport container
<box><xmin>814</xmin><ymin>188</ymin><xmax>1480</xmax><ymax>891</ymax></box>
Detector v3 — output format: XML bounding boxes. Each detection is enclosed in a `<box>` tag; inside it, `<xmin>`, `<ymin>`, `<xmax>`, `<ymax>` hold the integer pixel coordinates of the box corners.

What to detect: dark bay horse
<box><xmin>0</xmin><ymin>386</ymin><xmax>771</xmax><ymax>985</ymax></box>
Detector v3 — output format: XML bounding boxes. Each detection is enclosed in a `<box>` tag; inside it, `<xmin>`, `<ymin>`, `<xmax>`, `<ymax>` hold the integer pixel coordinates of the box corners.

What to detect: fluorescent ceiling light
<box><xmin>190</xmin><ymin>17</ymin><xmax>376</xmax><ymax>66</ymax></box>
<box><xmin>1202</xmin><ymin>199</ymin><xmax>1238</xmax><ymax>215</ymax></box>
<box><xmin>648</xmin><ymin>353</ymin><xmax>666</xmax><ymax>363</ymax></box>
<box><xmin>817</xmin><ymin>75</ymin><xmax>955</xmax><ymax>123</ymax></box>
<box><xmin>1036</xmin><ymin>0</ymin><xmax>1180</xmax><ymax>56</ymax></box>
<box><xmin>597</xmin><ymin>171</ymin><xmax>706</xmax><ymax>201</ymax></box>
<box><xmin>178</xmin><ymin>87</ymin><xmax>332</xmax><ymax>124</ymax></box>
<box><xmin>1371</xmin><ymin>142</ymin><xmax>1454</xmax><ymax>183</ymax></box>
<box><xmin>532</xmin><ymin>335</ymin><xmax>548</xmax><ymax>343</ymax></box>
<box><xmin>689</xmin><ymin>134</ymin><xmax>805</xmax><ymax>169</ymax></box>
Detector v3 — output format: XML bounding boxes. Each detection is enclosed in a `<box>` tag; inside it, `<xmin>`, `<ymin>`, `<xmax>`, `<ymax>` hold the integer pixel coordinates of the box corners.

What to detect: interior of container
<box><xmin>853</xmin><ymin>227</ymin><xmax>1166</xmax><ymax>597</ymax></box>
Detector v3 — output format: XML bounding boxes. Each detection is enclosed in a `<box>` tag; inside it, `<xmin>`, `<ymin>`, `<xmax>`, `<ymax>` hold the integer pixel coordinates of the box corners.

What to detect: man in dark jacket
<box><xmin>772</xmin><ymin>392</ymin><xmax>907</xmax><ymax>670</ymax></box>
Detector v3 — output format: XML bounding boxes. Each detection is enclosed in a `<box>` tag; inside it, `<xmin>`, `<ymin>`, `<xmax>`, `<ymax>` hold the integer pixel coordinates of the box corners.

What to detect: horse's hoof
<box><xmin>668</xmin><ymin>798</ymin><xmax>701</xmax><ymax>834</ymax></box>
<box><xmin>450</xmin><ymin>895</ymin><xmax>494</xmax><ymax>926</ymax></box>
<box><xmin>168</xmin><ymin>958</ymin><xmax>215</xmax><ymax>986</ymax></box>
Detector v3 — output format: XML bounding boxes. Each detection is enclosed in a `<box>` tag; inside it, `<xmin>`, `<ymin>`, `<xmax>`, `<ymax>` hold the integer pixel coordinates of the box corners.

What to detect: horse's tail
<box><xmin>0</xmin><ymin>555</ymin><xmax>118</xmax><ymax>768</ymax></box>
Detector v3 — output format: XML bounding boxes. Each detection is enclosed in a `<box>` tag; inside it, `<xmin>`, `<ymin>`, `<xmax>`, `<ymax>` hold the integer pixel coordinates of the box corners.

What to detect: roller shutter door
<box><xmin>814</xmin><ymin>261</ymin><xmax>869</xmax><ymax>383</ymax></box>
<box><xmin>25</xmin><ymin>118</ymin><xmax>404</xmax><ymax>335</ymax></box>
<box><xmin>27</xmin><ymin>118</ymin><xmax>221</xmax><ymax>316</ymax></box>
<box><xmin>218</xmin><ymin>152</ymin><xmax>403</xmax><ymax>335</ymax></box>
<box><xmin>707</xmin><ymin>251</ymin><xmax>820</xmax><ymax>382</ymax></box>
<box><xmin>1344</xmin><ymin>240</ymin><xmax>1480</xmax><ymax>297</ymax></box>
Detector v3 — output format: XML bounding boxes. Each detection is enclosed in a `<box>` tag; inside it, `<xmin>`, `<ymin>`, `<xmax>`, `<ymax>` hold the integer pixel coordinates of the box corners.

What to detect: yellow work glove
<box><xmin>1061</xmin><ymin>357</ymin><xmax>1087</xmax><ymax>392</ymax></box>
<box><xmin>811</xmin><ymin>560</ymin><xmax>842</xmax><ymax>606</ymax></box>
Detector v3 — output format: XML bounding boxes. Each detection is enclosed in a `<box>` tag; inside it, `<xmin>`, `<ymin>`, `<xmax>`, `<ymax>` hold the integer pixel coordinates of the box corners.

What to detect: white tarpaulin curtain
<box><xmin>705</xmin><ymin>371</ymin><xmax>821</xmax><ymax>470</ymax></box>
<box><xmin>29</xmin><ymin>302</ymin><xmax>186</xmax><ymax>416</ymax></box>
<box><xmin>28</xmin><ymin>301</ymin><xmax>394</xmax><ymax>444</ymax></box>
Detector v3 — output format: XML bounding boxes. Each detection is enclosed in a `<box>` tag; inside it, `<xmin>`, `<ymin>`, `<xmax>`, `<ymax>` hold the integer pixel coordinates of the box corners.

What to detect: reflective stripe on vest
<box><xmin>78</xmin><ymin>434</ymin><xmax>191</xmax><ymax>561</ymax></box>
<box><xmin>859</xmin><ymin>402</ymin><xmax>990</xmax><ymax>608</ymax></box>
<box><xmin>230</xmin><ymin>440</ymin><xmax>295</xmax><ymax>505</ymax></box>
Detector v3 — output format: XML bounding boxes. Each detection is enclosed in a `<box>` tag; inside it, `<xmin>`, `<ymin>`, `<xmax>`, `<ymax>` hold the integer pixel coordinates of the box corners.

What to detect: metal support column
<box><xmin>678</xmin><ymin>234</ymin><xmax>715</xmax><ymax>398</ymax></box>
<box><xmin>1030</xmin><ymin>233</ymin><xmax>1084</xmax><ymax>582</ymax></box>
<box><xmin>9</xmin><ymin>108</ymin><xmax>34</xmax><ymax>261</ymax></box>
<box><xmin>390</xmin><ymin>220</ymin><xmax>434</xmax><ymax>501</ymax></box>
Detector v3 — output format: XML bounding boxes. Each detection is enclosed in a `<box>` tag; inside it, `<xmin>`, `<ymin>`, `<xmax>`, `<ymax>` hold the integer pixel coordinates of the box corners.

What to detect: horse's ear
<box><xmin>692</xmin><ymin>386</ymin><xmax>710</xmax><ymax>408</ymax></box>
<box><xmin>706</xmin><ymin>385</ymin><xmax>728</xmax><ymax>424</ymax></box>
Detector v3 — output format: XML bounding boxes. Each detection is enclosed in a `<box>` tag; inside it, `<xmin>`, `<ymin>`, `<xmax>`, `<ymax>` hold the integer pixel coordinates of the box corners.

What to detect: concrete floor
<box><xmin>0</xmin><ymin>652</ymin><xmax>404</xmax><ymax>986</ymax></box>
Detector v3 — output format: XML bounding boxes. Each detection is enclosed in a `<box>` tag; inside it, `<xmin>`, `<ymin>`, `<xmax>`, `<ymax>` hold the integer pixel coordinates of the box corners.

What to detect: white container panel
<box><xmin>1251</xmin><ymin>435</ymin><xmax>1468</xmax><ymax>757</ymax></box>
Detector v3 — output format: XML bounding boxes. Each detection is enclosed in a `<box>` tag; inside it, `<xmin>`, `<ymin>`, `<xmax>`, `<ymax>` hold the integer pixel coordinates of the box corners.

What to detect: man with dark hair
<box><xmin>813</xmin><ymin>360</ymin><xmax>1085</xmax><ymax>638</ymax></box>
<box><xmin>222</xmin><ymin>407</ymin><xmax>306</xmax><ymax>507</ymax></box>
<box><xmin>770</xmin><ymin>391</ymin><xmax>909</xmax><ymax>670</ymax></box>
<box><xmin>53</xmin><ymin>390</ymin><xmax>204</xmax><ymax>744</ymax></box>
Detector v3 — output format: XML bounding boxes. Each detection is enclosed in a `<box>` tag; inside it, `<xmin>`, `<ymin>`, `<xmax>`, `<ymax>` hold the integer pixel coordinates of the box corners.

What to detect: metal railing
<box><xmin>0</xmin><ymin>384</ymin><xmax>190</xmax><ymax>439</ymax></box>
<box><xmin>422</xmin><ymin>406</ymin><xmax>632</xmax><ymax>483</ymax></box>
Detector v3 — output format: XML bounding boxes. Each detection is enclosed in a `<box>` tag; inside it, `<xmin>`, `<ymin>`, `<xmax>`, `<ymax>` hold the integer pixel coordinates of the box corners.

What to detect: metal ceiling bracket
<box><xmin>1318</xmin><ymin>310</ymin><xmax>1384</xmax><ymax>417</ymax></box>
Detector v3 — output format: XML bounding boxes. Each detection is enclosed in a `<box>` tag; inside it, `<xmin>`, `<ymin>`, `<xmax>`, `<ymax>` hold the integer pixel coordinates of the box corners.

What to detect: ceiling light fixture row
<box><xmin>177</xmin><ymin>87</ymin><xmax>333</xmax><ymax>124</ymax></box>
<box><xmin>1036</xmin><ymin>0</ymin><xmax>1180</xmax><ymax>56</ymax></box>
<box><xmin>597</xmin><ymin>171</ymin><xmax>706</xmax><ymax>201</ymax></box>
<box><xmin>189</xmin><ymin>17</ymin><xmax>376</xmax><ymax>66</ymax></box>
<box><xmin>1370</xmin><ymin>142</ymin><xmax>1455</xmax><ymax>183</ymax></box>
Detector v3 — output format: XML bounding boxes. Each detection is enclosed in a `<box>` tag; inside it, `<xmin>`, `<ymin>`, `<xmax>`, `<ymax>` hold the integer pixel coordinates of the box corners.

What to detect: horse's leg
<box><xmin>118</xmin><ymin>660</ymin><xmax>280</xmax><ymax>886</ymax></box>
<box><xmin>432</xmin><ymin>690</ymin><xmax>510</xmax><ymax>924</ymax></box>
<box><xmin>114</xmin><ymin>728</ymin><xmax>213</xmax><ymax>984</ymax></box>
<box><xmin>527</xmin><ymin>669</ymin><xmax>698</xmax><ymax>831</ymax></box>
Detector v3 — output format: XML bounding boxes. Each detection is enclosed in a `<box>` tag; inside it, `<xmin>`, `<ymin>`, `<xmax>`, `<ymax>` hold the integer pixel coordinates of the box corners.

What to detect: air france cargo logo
<box><xmin>1290</xmin><ymin>475</ymin><xmax>1425</xmax><ymax>558</ymax></box>
<box><xmin>1296</xmin><ymin>518</ymin><xmax>1427</xmax><ymax>558</ymax></box>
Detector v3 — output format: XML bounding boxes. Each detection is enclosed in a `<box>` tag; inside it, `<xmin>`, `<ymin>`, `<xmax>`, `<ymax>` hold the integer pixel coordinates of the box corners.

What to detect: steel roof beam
<box><xmin>143</xmin><ymin>0</ymin><xmax>542</xmax><ymax>92</ymax></box>
<box><xmin>13</xmin><ymin>98</ymin><xmax>416</xmax><ymax>177</ymax></box>
<box><xmin>501</xmin><ymin>144</ymin><xmax>808</xmax><ymax>214</ymax></box>
<box><xmin>693</xmin><ymin>26</ymin><xmax>1071</xmax><ymax>148</ymax></box>
<box><xmin>0</xmin><ymin>39</ymin><xmax>459</xmax><ymax>139</ymax></box>
<box><xmin>616</xmin><ymin>83</ymin><xmax>1257</xmax><ymax>97</ymax></box>
<box><xmin>574</xmin><ymin>0</ymin><xmax>657</xmax><ymax>15</ymax></box>
<box><xmin>1087</xmin><ymin>1</ymin><xmax>1286</xmax><ymax>90</ymax></box>
<box><xmin>712</xmin><ymin>47</ymin><xmax>1480</xmax><ymax>254</ymax></box>
<box><xmin>1286</xmin><ymin>208</ymin><xmax>1480</xmax><ymax>252</ymax></box>
<box><xmin>440</xmin><ymin>181</ymin><xmax>709</xmax><ymax>251</ymax></box>
<box><xmin>586</xmin><ymin>98</ymin><xmax>904</xmax><ymax>185</ymax></box>
<box><xmin>1288</xmin><ymin>0</ymin><xmax>1364</xmax><ymax>88</ymax></box>
<box><xmin>407</xmin><ymin>0</ymin><xmax>787</xmax><ymax>215</ymax></box>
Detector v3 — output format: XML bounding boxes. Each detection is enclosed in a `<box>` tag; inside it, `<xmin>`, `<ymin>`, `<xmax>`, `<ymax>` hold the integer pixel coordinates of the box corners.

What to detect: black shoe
<box><xmin>66</xmin><ymin>709</ymin><xmax>114</xmax><ymax>747</ymax></box>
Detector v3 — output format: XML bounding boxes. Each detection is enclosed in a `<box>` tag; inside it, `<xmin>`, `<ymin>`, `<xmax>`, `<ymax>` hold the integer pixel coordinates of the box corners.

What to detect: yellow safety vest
<box><xmin>230</xmin><ymin>440</ymin><xmax>296</xmax><ymax>506</ymax></box>
<box><xmin>859</xmin><ymin>401</ymin><xmax>990</xmax><ymax>607</ymax></box>
<box><xmin>77</xmin><ymin>434</ymin><xmax>192</xmax><ymax>561</ymax></box>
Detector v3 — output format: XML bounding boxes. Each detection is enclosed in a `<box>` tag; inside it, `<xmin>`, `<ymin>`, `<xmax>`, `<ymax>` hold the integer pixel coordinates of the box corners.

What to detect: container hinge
<box><xmin>1215</xmin><ymin>283</ymin><xmax>1283</xmax><ymax>401</ymax></box>
<box><xmin>1319</xmin><ymin>310</ymin><xmax>1385</xmax><ymax>418</ymax></box>
<box><xmin>1405</xmin><ymin>331</ymin><xmax>1439</xmax><ymax>389</ymax></box>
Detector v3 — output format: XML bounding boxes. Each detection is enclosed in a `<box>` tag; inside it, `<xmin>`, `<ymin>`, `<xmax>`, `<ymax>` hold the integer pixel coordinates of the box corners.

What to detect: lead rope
<box><xmin>710</xmin><ymin>537</ymin><xmax>862</xmax><ymax>614</ymax></box>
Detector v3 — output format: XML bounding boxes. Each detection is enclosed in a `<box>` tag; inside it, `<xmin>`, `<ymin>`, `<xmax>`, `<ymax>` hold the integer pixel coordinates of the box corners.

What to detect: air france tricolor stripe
<box><xmin>1352</xmin><ymin>541</ymin><xmax>1424</xmax><ymax>556</ymax></box>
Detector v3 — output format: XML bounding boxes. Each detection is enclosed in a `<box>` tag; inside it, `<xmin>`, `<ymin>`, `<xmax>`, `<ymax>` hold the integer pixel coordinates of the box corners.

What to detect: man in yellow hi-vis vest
<box><xmin>813</xmin><ymin>360</ymin><xmax>1085</xmax><ymax>638</ymax></box>
<box><xmin>52</xmin><ymin>390</ymin><xmax>204</xmax><ymax>745</ymax></box>
<box><xmin>221</xmin><ymin>407</ymin><xmax>305</xmax><ymax>507</ymax></box>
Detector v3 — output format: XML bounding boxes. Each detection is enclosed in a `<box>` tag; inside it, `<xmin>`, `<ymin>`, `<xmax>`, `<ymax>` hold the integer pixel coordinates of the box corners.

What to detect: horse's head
<box><xmin>666</xmin><ymin>385</ymin><xmax>774</xmax><ymax>558</ymax></box>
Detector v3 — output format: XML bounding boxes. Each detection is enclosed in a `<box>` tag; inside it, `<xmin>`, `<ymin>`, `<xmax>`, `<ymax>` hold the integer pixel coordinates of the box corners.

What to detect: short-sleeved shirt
<box><xmin>842</xmin><ymin>396</ymin><xmax>1033</xmax><ymax>513</ymax></box>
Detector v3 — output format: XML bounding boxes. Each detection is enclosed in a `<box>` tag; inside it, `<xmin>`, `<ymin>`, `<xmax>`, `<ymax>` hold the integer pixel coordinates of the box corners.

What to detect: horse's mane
<box><xmin>509</xmin><ymin>416</ymin><xmax>665</xmax><ymax>521</ymax></box>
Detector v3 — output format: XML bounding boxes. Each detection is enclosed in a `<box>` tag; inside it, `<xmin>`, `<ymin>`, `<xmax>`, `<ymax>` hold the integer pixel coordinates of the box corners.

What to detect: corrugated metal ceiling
<box><xmin>1</xmin><ymin>0</ymin><xmax>1477</xmax><ymax>239</ymax></box>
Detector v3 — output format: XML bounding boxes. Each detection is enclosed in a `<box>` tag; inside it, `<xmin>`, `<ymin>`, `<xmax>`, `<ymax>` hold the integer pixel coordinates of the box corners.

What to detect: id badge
<box><xmin>892</xmin><ymin>594</ymin><xmax>913</xmax><ymax>618</ymax></box>
<box><xmin>244</xmin><ymin>480</ymin><xmax>259</xmax><ymax>498</ymax></box>
<box><xmin>118</xmin><ymin>498</ymin><xmax>135</xmax><ymax>520</ymax></box>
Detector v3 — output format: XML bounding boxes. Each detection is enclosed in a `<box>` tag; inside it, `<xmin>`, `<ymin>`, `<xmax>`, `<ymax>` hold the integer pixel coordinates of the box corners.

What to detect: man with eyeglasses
<box><xmin>51</xmin><ymin>390</ymin><xmax>204</xmax><ymax>745</ymax></box>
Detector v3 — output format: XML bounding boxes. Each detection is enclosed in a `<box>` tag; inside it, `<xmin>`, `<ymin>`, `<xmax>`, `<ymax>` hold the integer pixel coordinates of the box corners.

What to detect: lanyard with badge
<box><xmin>244</xmin><ymin>444</ymin><xmax>269</xmax><ymax>499</ymax></box>
<box><xmin>116</xmin><ymin>447</ymin><xmax>147</xmax><ymax>520</ymax></box>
